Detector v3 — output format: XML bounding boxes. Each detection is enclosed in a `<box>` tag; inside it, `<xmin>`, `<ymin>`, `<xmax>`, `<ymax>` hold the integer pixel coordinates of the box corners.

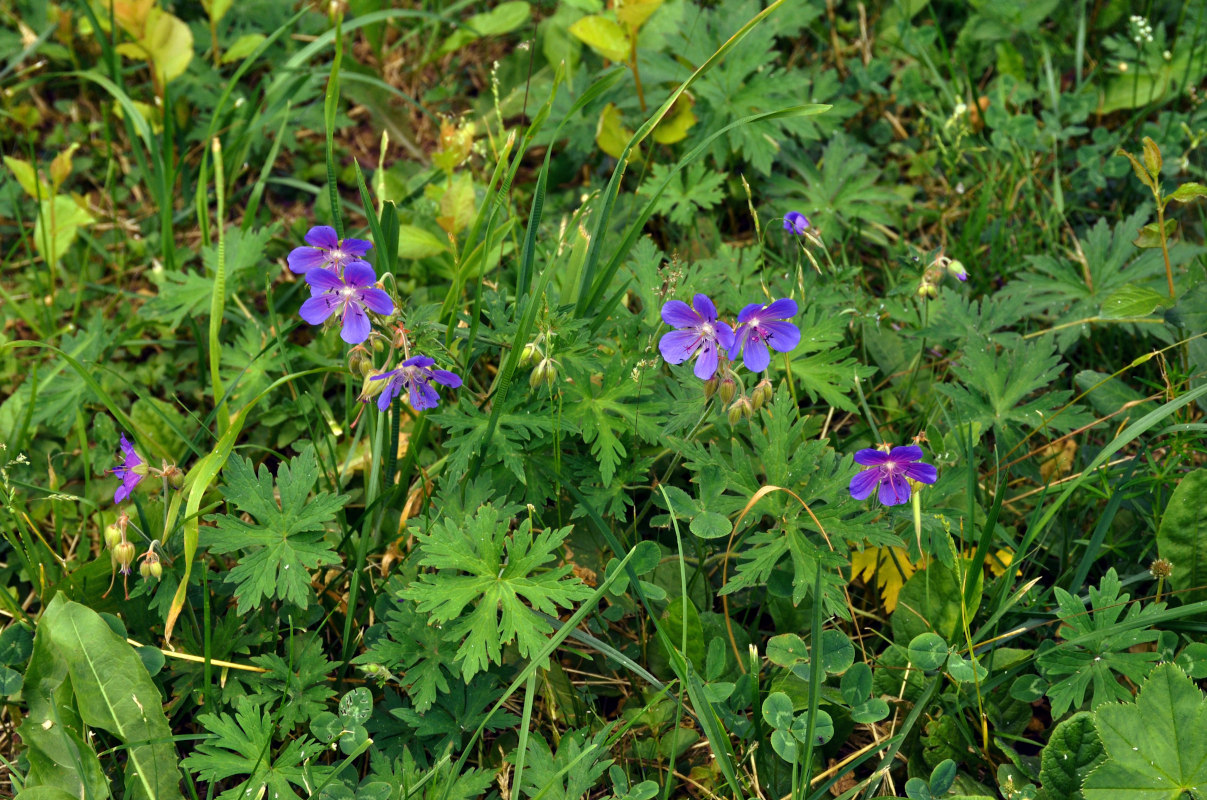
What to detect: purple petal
<box><xmin>118</xmin><ymin>434</ymin><xmax>141</xmax><ymax>466</ymax></box>
<box><xmin>342</xmin><ymin>237</ymin><xmax>374</xmax><ymax>256</ymax></box>
<box><xmin>662</xmin><ymin>300</ymin><xmax>700</xmax><ymax>328</ymax></box>
<box><xmin>305</xmin><ymin>225</ymin><xmax>340</xmax><ymax>250</ymax></box>
<box><xmin>370</xmin><ymin>369</ymin><xmax>399</xmax><ymax>382</ymax></box>
<box><xmin>888</xmin><ymin>445</ymin><xmax>924</xmax><ymax>463</ymax></box>
<box><xmin>853</xmin><ymin>449</ymin><xmax>889</xmax><ymax>466</ymax></box>
<box><xmin>287</xmin><ymin>246</ymin><xmax>328</xmax><ymax>274</ymax></box>
<box><xmin>377</xmin><ymin>379</ymin><xmax>400</xmax><ymax>412</ymax></box>
<box><xmin>343</xmin><ymin>261</ymin><xmax>378</xmax><ymax>288</ymax></box>
<box><xmin>660</xmin><ymin>330</ymin><xmax>700</xmax><ymax>365</ymax></box>
<box><xmin>742</xmin><ymin>338</ymin><xmax>771</xmax><ymax>373</ymax></box>
<box><xmin>431</xmin><ymin>369</ymin><xmax>462</xmax><ymax>388</ymax></box>
<box><xmin>902</xmin><ymin>461</ymin><xmax>938</xmax><ymax>484</ymax></box>
<box><xmin>410</xmin><ymin>380</ymin><xmax>440</xmax><ymax>411</ymax></box>
<box><xmin>878</xmin><ymin>471</ymin><xmax>911</xmax><ymax>506</ymax></box>
<box><xmin>727</xmin><ymin>324</ymin><xmax>750</xmax><ymax>361</ymax></box>
<box><xmin>403</xmin><ymin>355</ymin><xmax>435</xmax><ymax>368</ymax></box>
<box><xmin>114</xmin><ymin>481</ymin><xmax>133</xmax><ymax>504</ymax></box>
<box><xmin>305</xmin><ymin>268</ymin><xmax>344</xmax><ymax>291</ymax></box>
<box><xmin>694</xmin><ymin>340</ymin><xmax>719</xmax><ymax>380</ymax></box>
<box><xmin>299</xmin><ymin>295</ymin><xmax>338</xmax><ymax>325</ymax></box>
<box><xmin>341</xmin><ymin>303</ymin><xmax>371</xmax><ymax>344</ymax></box>
<box><xmin>736</xmin><ymin>303</ymin><xmax>765</xmax><ymax>324</ymax></box>
<box><xmin>761</xmin><ymin>320</ymin><xmax>801</xmax><ymax>353</ymax></box>
<box><xmin>849</xmin><ymin>469</ymin><xmax>881</xmax><ymax>501</ymax></box>
<box><xmin>691</xmin><ymin>294</ymin><xmax>718</xmax><ymax>322</ymax></box>
<box><xmin>714</xmin><ymin>320</ymin><xmax>735</xmax><ymax>350</ymax></box>
<box><xmin>358</xmin><ymin>287</ymin><xmax>395</xmax><ymax>316</ymax></box>
<box><xmin>761</xmin><ymin>297</ymin><xmax>798</xmax><ymax>320</ymax></box>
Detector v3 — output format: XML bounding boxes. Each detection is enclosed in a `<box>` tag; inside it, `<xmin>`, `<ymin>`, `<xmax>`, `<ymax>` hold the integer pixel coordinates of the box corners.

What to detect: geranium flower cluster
<box><xmin>287</xmin><ymin>225</ymin><xmax>461</xmax><ymax>414</ymax></box>
<box><xmin>105</xmin><ymin>433</ymin><xmax>173</xmax><ymax>590</ymax></box>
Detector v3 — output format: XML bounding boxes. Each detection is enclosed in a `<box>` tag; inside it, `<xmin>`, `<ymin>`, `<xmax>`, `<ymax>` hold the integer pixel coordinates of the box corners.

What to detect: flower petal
<box><xmin>853</xmin><ymin>449</ymin><xmax>889</xmax><ymax>466</ymax></box>
<box><xmin>431</xmin><ymin>369</ymin><xmax>462</xmax><ymax>388</ymax></box>
<box><xmin>903</xmin><ymin>461</ymin><xmax>938</xmax><ymax>485</ymax></box>
<box><xmin>878</xmin><ymin>471</ymin><xmax>911</xmax><ymax>506</ymax></box>
<box><xmin>358</xmin><ymin>287</ymin><xmax>395</xmax><ymax>316</ymax></box>
<box><xmin>662</xmin><ymin>300</ymin><xmax>700</xmax><ymax>328</ymax></box>
<box><xmin>343</xmin><ymin>261</ymin><xmax>378</xmax><ymax>288</ymax></box>
<box><xmin>660</xmin><ymin>330</ymin><xmax>700</xmax><ymax>365</ymax></box>
<box><xmin>341</xmin><ymin>237</ymin><xmax>374</xmax><ymax>256</ymax></box>
<box><xmin>305</xmin><ymin>267</ymin><xmax>344</xmax><ymax>291</ymax></box>
<box><xmin>287</xmin><ymin>246</ymin><xmax>328</xmax><ymax>274</ymax></box>
<box><xmin>340</xmin><ymin>303</ymin><xmax>371</xmax><ymax>344</ymax></box>
<box><xmin>761</xmin><ymin>320</ymin><xmax>801</xmax><ymax>353</ymax></box>
<box><xmin>409</xmin><ymin>380</ymin><xmax>440</xmax><ymax>411</ymax></box>
<box><xmin>299</xmin><ymin>295</ymin><xmax>339</xmax><ymax>325</ymax></box>
<box><xmin>691</xmin><ymin>293</ymin><xmax>718</xmax><ymax>322</ymax></box>
<box><xmin>742</xmin><ymin>338</ymin><xmax>771</xmax><ymax>373</ymax></box>
<box><xmin>714</xmin><ymin>320</ymin><xmax>735</xmax><ymax>350</ymax></box>
<box><xmin>370</xmin><ymin>369</ymin><xmax>399</xmax><ymax>382</ymax></box>
<box><xmin>736</xmin><ymin>303</ymin><xmax>764</xmax><ymax>324</ymax></box>
<box><xmin>761</xmin><ymin>297</ymin><xmax>798</xmax><ymax>320</ymax></box>
<box><xmin>403</xmin><ymin>355</ymin><xmax>435</xmax><ymax>368</ymax></box>
<box><xmin>694</xmin><ymin>340</ymin><xmax>719</xmax><ymax>380</ymax></box>
<box><xmin>849</xmin><ymin>468</ymin><xmax>881</xmax><ymax>500</ymax></box>
<box><xmin>376</xmin><ymin>378</ymin><xmax>400</xmax><ymax>412</ymax></box>
<box><xmin>888</xmin><ymin>445</ymin><xmax>924</xmax><ymax>463</ymax></box>
<box><xmin>305</xmin><ymin>225</ymin><xmax>339</xmax><ymax>250</ymax></box>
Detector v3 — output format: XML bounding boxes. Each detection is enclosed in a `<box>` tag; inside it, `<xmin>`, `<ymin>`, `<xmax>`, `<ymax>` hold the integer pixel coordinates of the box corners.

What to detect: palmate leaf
<box><xmin>247</xmin><ymin>634</ymin><xmax>336</xmax><ymax>735</ymax></box>
<box><xmin>1082</xmin><ymin>663</ymin><xmax>1207</xmax><ymax>800</ymax></box>
<box><xmin>400</xmin><ymin>505</ymin><xmax>592</xmax><ymax>681</ymax></box>
<box><xmin>788</xmin><ymin>307</ymin><xmax>875</xmax><ymax>413</ymax></box>
<box><xmin>434</xmin><ymin>395</ymin><xmax>566</xmax><ymax>484</ymax></box>
<box><xmin>513</xmin><ymin>727</ymin><xmax>614</xmax><ymax>800</ymax></box>
<box><xmin>355</xmin><ymin>593</ymin><xmax>456</xmax><ymax>714</ymax></box>
<box><xmin>563</xmin><ymin>358</ymin><xmax>658</xmax><ymax>486</ymax></box>
<box><xmin>206</xmin><ymin>446</ymin><xmax>348</xmax><ymax>613</ymax></box>
<box><xmin>639</xmin><ymin>161</ymin><xmax>727</xmax><ymax>227</ymax></box>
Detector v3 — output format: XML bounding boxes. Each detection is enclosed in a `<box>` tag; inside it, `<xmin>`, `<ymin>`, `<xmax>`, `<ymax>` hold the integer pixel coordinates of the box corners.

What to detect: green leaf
<box><xmin>638</xmin><ymin>161</ymin><xmax>725</xmax><ymax>226</ymax></box>
<box><xmin>1082</xmin><ymin>663</ymin><xmax>1207</xmax><ymax>799</ymax></box>
<box><xmin>34</xmin><ymin>195</ymin><xmax>95</xmax><ymax>265</ymax></box>
<box><xmin>206</xmin><ymin>446</ymin><xmax>348</xmax><ymax>613</ymax></box>
<box><xmin>689</xmin><ymin>510</ymin><xmax>731</xmax><ymax>539</ymax></box>
<box><xmin>1132</xmin><ymin>219</ymin><xmax>1177</xmax><ymax>249</ymax></box>
<box><xmin>1037</xmin><ymin>712</ymin><xmax>1105</xmax><ymax>800</ymax></box>
<box><xmin>908</xmin><ymin>633</ymin><xmax>949</xmax><ymax>671</ymax></box>
<box><xmin>1100</xmin><ymin>283</ymin><xmax>1168</xmax><ymax>318</ymax></box>
<box><xmin>436</xmin><ymin>1</ymin><xmax>530</xmax><ymax>56</ymax></box>
<box><xmin>397</xmin><ymin>224</ymin><xmax>449</xmax><ymax>258</ymax></box>
<box><xmin>1169</xmin><ymin>181</ymin><xmax>1207</xmax><ymax>203</ymax></box>
<box><xmin>892</xmin><ymin>561</ymin><xmax>981</xmax><ymax>644</ymax></box>
<box><xmin>568</xmin><ymin>15</ymin><xmax>630</xmax><ymax>62</ymax></box>
<box><xmin>221</xmin><ymin>33</ymin><xmax>267</xmax><ymax>64</ymax></box>
<box><xmin>3</xmin><ymin>155</ymin><xmax>51</xmax><ymax>197</ymax></box>
<box><xmin>1156</xmin><ymin>470</ymin><xmax>1207</xmax><ymax>604</ymax></box>
<box><xmin>596</xmin><ymin>102</ymin><xmax>636</xmax><ymax>161</ymax></box>
<box><xmin>37</xmin><ymin>595</ymin><xmax>183</xmax><ymax>800</ymax></box>
<box><xmin>0</xmin><ymin>622</ymin><xmax>32</xmax><ymax>665</ymax></box>
<box><xmin>762</xmin><ymin>691</ymin><xmax>795</xmax><ymax>729</ymax></box>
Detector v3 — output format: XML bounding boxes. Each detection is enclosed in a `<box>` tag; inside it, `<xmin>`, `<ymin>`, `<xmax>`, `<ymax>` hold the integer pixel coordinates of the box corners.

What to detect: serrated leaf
<box><xmin>1082</xmin><ymin>664</ymin><xmax>1207</xmax><ymax>799</ymax></box>
<box><xmin>1101</xmin><ymin>283</ymin><xmax>1168</xmax><ymax>318</ymax></box>
<box><xmin>206</xmin><ymin>446</ymin><xmax>348</xmax><ymax>613</ymax></box>
<box><xmin>569</xmin><ymin>15</ymin><xmax>630</xmax><ymax>61</ymax></box>
<box><xmin>1037</xmin><ymin>712</ymin><xmax>1104</xmax><ymax>800</ymax></box>
<box><xmin>1169</xmin><ymin>181</ymin><xmax>1207</xmax><ymax>203</ymax></box>
<box><xmin>1156</xmin><ymin>469</ymin><xmax>1207</xmax><ymax>605</ymax></box>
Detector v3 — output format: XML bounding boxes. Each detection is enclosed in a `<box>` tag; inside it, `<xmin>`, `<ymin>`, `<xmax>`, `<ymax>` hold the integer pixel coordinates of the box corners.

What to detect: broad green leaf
<box><xmin>766</xmin><ymin>633</ymin><xmax>808</xmax><ymax>667</ymax></box>
<box><xmin>689</xmin><ymin>510</ymin><xmax>730</xmax><ymax>539</ymax></box>
<box><xmin>1101</xmin><ymin>283</ymin><xmax>1168</xmax><ymax>318</ymax></box>
<box><xmin>761</xmin><ymin>691</ymin><xmax>795</xmax><ymax>729</ymax></box>
<box><xmin>397</xmin><ymin>224</ymin><xmax>448</xmax><ymax>258</ymax></box>
<box><xmin>34</xmin><ymin>195</ymin><xmax>95</xmax><ymax>266</ymax></box>
<box><xmin>3</xmin><ymin>155</ymin><xmax>51</xmax><ymax>197</ymax></box>
<box><xmin>0</xmin><ymin>622</ymin><xmax>32</xmax><ymax>665</ymax></box>
<box><xmin>892</xmin><ymin>561</ymin><xmax>981</xmax><ymax>643</ymax></box>
<box><xmin>1156</xmin><ymin>470</ymin><xmax>1207</xmax><ymax>604</ymax></box>
<box><xmin>1083</xmin><ymin>663</ymin><xmax>1207</xmax><ymax>799</ymax></box>
<box><xmin>616</xmin><ymin>0</ymin><xmax>664</xmax><ymax>29</ymax></box>
<box><xmin>663</xmin><ymin>596</ymin><xmax>705</xmax><ymax>671</ymax></box>
<box><xmin>221</xmin><ymin>33</ymin><xmax>267</xmax><ymax>64</ymax></box>
<box><xmin>569</xmin><ymin>15</ymin><xmax>630</xmax><ymax>62</ymax></box>
<box><xmin>436</xmin><ymin>172</ymin><xmax>475</xmax><ymax>236</ymax></box>
<box><xmin>1170</xmin><ymin>181</ymin><xmax>1207</xmax><ymax>203</ymax></box>
<box><xmin>1132</xmin><ymin>219</ymin><xmax>1176</xmax><ymax>249</ymax></box>
<box><xmin>436</xmin><ymin>1</ymin><xmax>530</xmax><ymax>55</ymax></box>
<box><xmin>38</xmin><ymin>595</ymin><xmax>183</xmax><ymax>800</ymax></box>
<box><xmin>1038</xmin><ymin>712</ymin><xmax>1105</xmax><ymax>800</ymax></box>
<box><xmin>908</xmin><ymin>632</ymin><xmax>949</xmax><ymax>671</ymax></box>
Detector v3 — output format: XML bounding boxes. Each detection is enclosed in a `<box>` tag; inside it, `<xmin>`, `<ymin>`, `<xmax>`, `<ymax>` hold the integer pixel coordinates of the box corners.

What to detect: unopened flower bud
<box><xmin>946</xmin><ymin>259</ymin><xmax>968</xmax><ymax>282</ymax></box>
<box><xmin>104</xmin><ymin>523</ymin><xmax>124</xmax><ymax>550</ymax></box>
<box><xmin>751</xmin><ymin>379</ymin><xmax>773</xmax><ymax>410</ymax></box>
<box><xmin>702</xmin><ymin>378</ymin><xmax>719</xmax><ymax>400</ymax></box>
<box><xmin>917</xmin><ymin>282</ymin><xmax>938</xmax><ymax>300</ymax></box>
<box><xmin>519</xmin><ymin>343</ymin><xmax>538</xmax><ymax>367</ymax></box>
<box><xmin>114</xmin><ymin>541</ymin><xmax>136</xmax><ymax>575</ymax></box>
<box><xmin>140</xmin><ymin>552</ymin><xmax>162</xmax><ymax>580</ymax></box>
<box><xmin>348</xmin><ymin>347</ymin><xmax>372</xmax><ymax>377</ymax></box>
<box><xmin>718</xmin><ymin>377</ymin><xmax>737</xmax><ymax>404</ymax></box>
<box><xmin>726</xmin><ymin>397</ymin><xmax>752</xmax><ymax>426</ymax></box>
<box><xmin>162</xmin><ymin>464</ymin><xmax>184</xmax><ymax>489</ymax></box>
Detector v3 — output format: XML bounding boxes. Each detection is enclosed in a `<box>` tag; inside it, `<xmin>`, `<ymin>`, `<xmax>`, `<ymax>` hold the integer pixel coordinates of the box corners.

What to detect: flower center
<box><xmin>883</xmin><ymin>461</ymin><xmax>896</xmax><ymax>472</ymax></box>
<box><xmin>701</xmin><ymin>322</ymin><xmax>715</xmax><ymax>338</ymax></box>
<box><xmin>341</xmin><ymin>286</ymin><xmax>357</xmax><ymax>300</ymax></box>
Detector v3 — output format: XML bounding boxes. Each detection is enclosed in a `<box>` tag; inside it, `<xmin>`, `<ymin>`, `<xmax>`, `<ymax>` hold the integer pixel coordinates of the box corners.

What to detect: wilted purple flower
<box><xmin>659</xmin><ymin>294</ymin><xmax>735</xmax><ymax>380</ymax></box>
<box><xmin>947</xmin><ymin>259</ymin><xmax>968</xmax><ymax>282</ymax></box>
<box><xmin>370</xmin><ymin>355</ymin><xmax>462</xmax><ymax>411</ymax></box>
<box><xmin>299</xmin><ymin>261</ymin><xmax>394</xmax><ymax>344</ymax></box>
<box><xmin>784</xmin><ymin>211</ymin><xmax>811</xmax><ymax>235</ymax></box>
<box><xmin>728</xmin><ymin>298</ymin><xmax>801</xmax><ymax>373</ymax></box>
<box><xmin>848</xmin><ymin>445</ymin><xmax>937</xmax><ymax>506</ymax></box>
<box><xmin>109</xmin><ymin>433</ymin><xmax>146</xmax><ymax>504</ymax></box>
<box><xmin>287</xmin><ymin>225</ymin><xmax>373</xmax><ymax>275</ymax></box>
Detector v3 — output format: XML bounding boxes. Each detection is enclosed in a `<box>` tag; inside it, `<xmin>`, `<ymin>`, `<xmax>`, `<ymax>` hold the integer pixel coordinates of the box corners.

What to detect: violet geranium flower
<box><xmin>370</xmin><ymin>355</ymin><xmax>462</xmax><ymax>412</ymax></box>
<box><xmin>728</xmin><ymin>298</ymin><xmax>801</xmax><ymax>373</ymax></box>
<box><xmin>110</xmin><ymin>433</ymin><xmax>146</xmax><ymax>504</ymax></box>
<box><xmin>658</xmin><ymin>294</ymin><xmax>735</xmax><ymax>380</ymax></box>
<box><xmin>287</xmin><ymin>225</ymin><xmax>373</xmax><ymax>275</ymax></box>
<box><xmin>848</xmin><ymin>445</ymin><xmax>938</xmax><ymax>506</ymax></box>
<box><xmin>299</xmin><ymin>261</ymin><xmax>394</xmax><ymax>344</ymax></box>
<box><xmin>784</xmin><ymin>211</ymin><xmax>811</xmax><ymax>235</ymax></box>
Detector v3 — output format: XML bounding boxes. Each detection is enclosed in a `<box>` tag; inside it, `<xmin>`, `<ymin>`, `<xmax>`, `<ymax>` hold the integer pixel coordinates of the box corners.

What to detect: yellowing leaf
<box><xmin>220</xmin><ymin>33</ymin><xmax>266</xmax><ymax>64</ymax></box>
<box><xmin>617</xmin><ymin>0</ymin><xmax>664</xmax><ymax>30</ymax></box>
<box><xmin>652</xmin><ymin>94</ymin><xmax>697</xmax><ymax>144</ymax></box>
<box><xmin>201</xmin><ymin>0</ymin><xmax>233</xmax><ymax>24</ymax></box>
<box><xmin>397</xmin><ymin>225</ymin><xmax>449</xmax><ymax>259</ymax></box>
<box><xmin>1039</xmin><ymin>440</ymin><xmax>1078</xmax><ymax>482</ymax></box>
<box><xmin>49</xmin><ymin>144</ymin><xmax>81</xmax><ymax>190</ymax></box>
<box><xmin>569</xmin><ymin>15</ymin><xmax>631</xmax><ymax>62</ymax></box>
<box><xmin>116</xmin><ymin>7</ymin><xmax>193</xmax><ymax>85</ymax></box>
<box><xmin>436</xmin><ymin>172</ymin><xmax>475</xmax><ymax>236</ymax></box>
<box><xmin>851</xmin><ymin>546</ymin><xmax>921</xmax><ymax>613</ymax></box>
<box><xmin>3</xmin><ymin>155</ymin><xmax>51</xmax><ymax>198</ymax></box>
<box><xmin>596</xmin><ymin>103</ymin><xmax>637</xmax><ymax>161</ymax></box>
<box><xmin>35</xmin><ymin>195</ymin><xmax>96</xmax><ymax>265</ymax></box>
<box><xmin>112</xmin><ymin>98</ymin><xmax>163</xmax><ymax>134</ymax></box>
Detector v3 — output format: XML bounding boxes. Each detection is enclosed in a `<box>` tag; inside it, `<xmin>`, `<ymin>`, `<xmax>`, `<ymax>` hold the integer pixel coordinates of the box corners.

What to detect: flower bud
<box><xmin>529</xmin><ymin>359</ymin><xmax>548</xmax><ymax>390</ymax></box>
<box><xmin>718</xmin><ymin>377</ymin><xmax>737</xmax><ymax>405</ymax></box>
<box><xmin>917</xmin><ymin>282</ymin><xmax>938</xmax><ymax>300</ymax></box>
<box><xmin>348</xmin><ymin>347</ymin><xmax>373</xmax><ymax>377</ymax></box>
<box><xmin>946</xmin><ymin>259</ymin><xmax>968</xmax><ymax>282</ymax></box>
<box><xmin>702</xmin><ymin>378</ymin><xmax>718</xmax><ymax>400</ymax></box>
<box><xmin>519</xmin><ymin>343</ymin><xmax>538</xmax><ymax>367</ymax></box>
<box><xmin>104</xmin><ymin>522</ymin><xmax>124</xmax><ymax>550</ymax></box>
<box><xmin>162</xmin><ymin>464</ymin><xmax>185</xmax><ymax>489</ymax></box>
<box><xmin>751</xmin><ymin>379</ymin><xmax>773</xmax><ymax>410</ymax></box>
<box><xmin>140</xmin><ymin>552</ymin><xmax>162</xmax><ymax>580</ymax></box>
<box><xmin>726</xmin><ymin>397</ymin><xmax>752</xmax><ymax>426</ymax></box>
<box><xmin>114</xmin><ymin>541</ymin><xmax>136</xmax><ymax>575</ymax></box>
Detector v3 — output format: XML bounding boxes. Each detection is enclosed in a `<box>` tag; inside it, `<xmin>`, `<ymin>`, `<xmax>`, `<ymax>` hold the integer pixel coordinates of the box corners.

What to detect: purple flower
<box><xmin>109</xmin><ymin>433</ymin><xmax>145</xmax><ymax>504</ymax></box>
<box><xmin>784</xmin><ymin>211</ymin><xmax>811</xmax><ymax>235</ymax></box>
<box><xmin>848</xmin><ymin>445</ymin><xmax>938</xmax><ymax>506</ymax></box>
<box><xmin>287</xmin><ymin>225</ymin><xmax>373</xmax><ymax>275</ymax></box>
<box><xmin>299</xmin><ymin>261</ymin><xmax>394</xmax><ymax>344</ymax></box>
<box><xmin>728</xmin><ymin>298</ymin><xmax>801</xmax><ymax>373</ymax></box>
<box><xmin>659</xmin><ymin>294</ymin><xmax>735</xmax><ymax>380</ymax></box>
<box><xmin>370</xmin><ymin>355</ymin><xmax>462</xmax><ymax>411</ymax></box>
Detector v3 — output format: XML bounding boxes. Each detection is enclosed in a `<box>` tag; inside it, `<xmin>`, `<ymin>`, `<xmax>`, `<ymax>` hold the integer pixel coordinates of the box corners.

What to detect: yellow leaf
<box><xmin>653</xmin><ymin>94</ymin><xmax>697</xmax><ymax>145</ymax></box>
<box><xmin>851</xmin><ymin>546</ymin><xmax>922</xmax><ymax>613</ymax></box>
<box><xmin>568</xmin><ymin>15</ymin><xmax>631</xmax><ymax>62</ymax></box>
<box><xmin>617</xmin><ymin>0</ymin><xmax>664</xmax><ymax>31</ymax></box>
<box><xmin>49</xmin><ymin>144</ymin><xmax>81</xmax><ymax>190</ymax></box>
<box><xmin>141</xmin><ymin>8</ymin><xmax>193</xmax><ymax>84</ymax></box>
<box><xmin>436</xmin><ymin>172</ymin><xmax>475</xmax><ymax>236</ymax></box>
<box><xmin>596</xmin><ymin>102</ymin><xmax>637</xmax><ymax>161</ymax></box>
<box><xmin>3</xmin><ymin>155</ymin><xmax>51</xmax><ymax>199</ymax></box>
<box><xmin>1039</xmin><ymin>439</ymin><xmax>1077</xmax><ymax>482</ymax></box>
